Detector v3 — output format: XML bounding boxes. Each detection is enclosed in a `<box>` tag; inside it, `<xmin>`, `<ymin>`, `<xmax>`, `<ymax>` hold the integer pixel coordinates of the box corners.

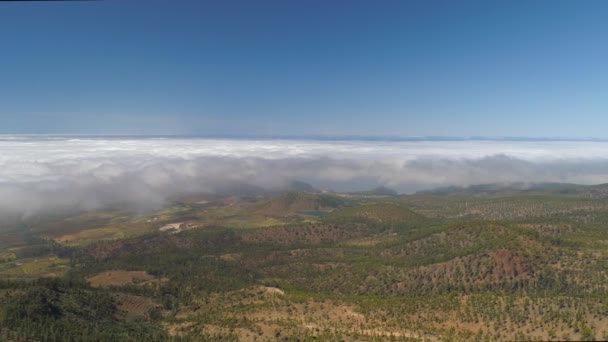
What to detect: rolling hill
<box><xmin>2</xmin><ymin>185</ymin><xmax>608</xmax><ymax>341</ymax></box>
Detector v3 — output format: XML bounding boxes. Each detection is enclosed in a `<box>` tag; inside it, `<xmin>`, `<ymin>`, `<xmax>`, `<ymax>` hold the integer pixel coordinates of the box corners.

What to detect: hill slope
<box><xmin>3</xmin><ymin>189</ymin><xmax>608</xmax><ymax>341</ymax></box>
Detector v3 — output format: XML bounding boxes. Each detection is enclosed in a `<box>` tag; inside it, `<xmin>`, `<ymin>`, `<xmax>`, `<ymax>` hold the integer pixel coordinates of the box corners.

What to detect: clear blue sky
<box><xmin>1</xmin><ymin>0</ymin><xmax>607</xmax><ymax>137</ymax></box>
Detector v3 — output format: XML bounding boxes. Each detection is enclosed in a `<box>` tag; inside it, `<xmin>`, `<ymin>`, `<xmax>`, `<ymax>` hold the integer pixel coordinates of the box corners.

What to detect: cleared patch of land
<box><xmin>0</xmin><ymin>256</ymin><xmax>70</xmax><ymax>279</ymax></box>
<box><xmin>54</xmin><ymin>223</ymin><xmax>153</xmax><ymax>246</ymax></box>
<box><xmin>113</xmin><ymin>293</ymin><xmax>158</xmax><ymax>318</ymax></box>
<box><xmin>87</xmin><ymin>270</ymin><xmax>165</xmax><ymax>287</ymax></box>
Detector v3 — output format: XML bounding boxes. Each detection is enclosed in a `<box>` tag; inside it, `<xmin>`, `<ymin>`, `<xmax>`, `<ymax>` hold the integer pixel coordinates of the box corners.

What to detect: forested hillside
<box><xmin>2</xmin><ymin>188</ymin><xmax>608</xmax><ymax>341</ymax></box>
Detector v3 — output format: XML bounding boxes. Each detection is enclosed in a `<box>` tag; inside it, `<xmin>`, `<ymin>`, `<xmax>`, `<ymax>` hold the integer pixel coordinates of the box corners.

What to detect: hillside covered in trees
<box><xmin>2</xmin><ymin>185</ymin><xmax>608</xmax><ymax>341</ymax></box>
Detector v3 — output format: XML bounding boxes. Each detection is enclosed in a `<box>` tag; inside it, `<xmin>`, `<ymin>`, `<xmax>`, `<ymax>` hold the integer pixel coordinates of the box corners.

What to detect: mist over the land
<box><xmin>3</xmin><ymin>136</ymin><xmax>608</xmax><ymax>219</ymax></box>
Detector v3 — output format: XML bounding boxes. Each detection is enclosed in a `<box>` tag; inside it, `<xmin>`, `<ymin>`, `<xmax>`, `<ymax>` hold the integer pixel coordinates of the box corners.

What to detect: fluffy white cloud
<box><xmin>3</xmin><ymin>136</ymin><xmax>608</xmax><ymax>219</ymax></box>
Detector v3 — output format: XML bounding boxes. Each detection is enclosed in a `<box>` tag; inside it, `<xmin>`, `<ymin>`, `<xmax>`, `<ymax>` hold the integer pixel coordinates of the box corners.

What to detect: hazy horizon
<box><xmin>5</xmin><ymin>134</ymin><xmax>608</xmax><ymax>141</ymax></box>
<box><xmin>3</xmin><ymin>135</ymin><xmax>608</xmax><ymax>218</ymax></box>
<box><xmin>2</xmin><ymin>0</ymin><xmax>608</xmax><ymax>216</ymax></box>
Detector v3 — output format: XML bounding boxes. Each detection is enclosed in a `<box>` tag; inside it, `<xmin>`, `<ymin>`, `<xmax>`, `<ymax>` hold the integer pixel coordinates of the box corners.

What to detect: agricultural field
<box><xmin>2</xmin><ymin>185</ymin><xmax>608</xmax><ymax>340</ymax></box>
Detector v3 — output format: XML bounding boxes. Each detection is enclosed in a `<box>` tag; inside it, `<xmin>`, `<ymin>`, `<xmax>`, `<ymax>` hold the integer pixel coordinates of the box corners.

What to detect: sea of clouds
<box><xmin>3</xmin><ymin>136</ymin><xmax>608</xmax><ymax>218</ymax></box>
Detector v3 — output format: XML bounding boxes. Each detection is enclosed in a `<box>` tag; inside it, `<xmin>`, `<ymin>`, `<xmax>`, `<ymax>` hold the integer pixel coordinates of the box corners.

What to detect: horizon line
<box><xmin>2</xmin><ymin>133</ymin><xmax>608</xmax><ymax>142</ymax></box>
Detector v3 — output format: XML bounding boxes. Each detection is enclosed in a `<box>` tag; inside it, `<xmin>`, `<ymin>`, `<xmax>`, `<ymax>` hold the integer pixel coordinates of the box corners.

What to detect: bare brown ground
<box><xmin>87</xmin><ymin>270</ymin><xmax>166</xmax><ymax>287</ymax></box>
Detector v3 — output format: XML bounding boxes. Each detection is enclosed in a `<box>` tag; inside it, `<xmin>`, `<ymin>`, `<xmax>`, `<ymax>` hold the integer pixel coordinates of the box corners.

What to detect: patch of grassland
<box><xmin>0</xmin><ymin>252</ymin><xmax>16</xmax><ymax>263</ymax></box>
<box><xmin>222</xmin><ymin>216</ymin><xmax>287</xmax><ymax>229</ymax></box>
<box><xmin>87</xmin><ymin>270</ymin><xmax>165</xmax><ymax>288</ymax></box>
<box><xmin>55</xmin><ymin>223</ymin><xmax>154</xmax><ymax>246</ymax></box>
<box><xmin>0</xmin><ymin>256</ymin><xmax>69</xmax><ymax>279</ymax></box>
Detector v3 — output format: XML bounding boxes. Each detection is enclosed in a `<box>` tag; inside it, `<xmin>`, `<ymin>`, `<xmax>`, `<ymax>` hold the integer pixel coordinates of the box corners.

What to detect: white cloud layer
<box><xmin>3</xmin><ymin>136</ymin><xmax>608</xmax><ymax>219</ymax></box>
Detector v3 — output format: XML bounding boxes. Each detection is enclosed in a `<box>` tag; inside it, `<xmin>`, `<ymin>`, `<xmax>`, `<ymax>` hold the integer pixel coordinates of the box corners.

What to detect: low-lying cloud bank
<box><xmin>3</xmin><ymin>136</ymin><xmax>608</xmax><ymax>218</ymax></box>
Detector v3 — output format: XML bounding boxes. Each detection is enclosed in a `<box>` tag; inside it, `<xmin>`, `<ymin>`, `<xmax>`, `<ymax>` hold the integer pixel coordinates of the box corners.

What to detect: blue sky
<box><xmin>1</xmin><ymin>0</ymin><xmax>607</xmax><ymax>137</ymax></box>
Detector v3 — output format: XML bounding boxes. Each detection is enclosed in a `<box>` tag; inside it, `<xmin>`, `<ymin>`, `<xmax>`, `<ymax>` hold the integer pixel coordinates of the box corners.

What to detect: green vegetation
<box><xmin>3</xmin><ymin>187</ymin><xmax>608</xmax><ymax>340</ymax></box>
<box><xmin>0</xmin><ymin>278</ymin><xmax>168</xmax><ymax>341</ymax></box>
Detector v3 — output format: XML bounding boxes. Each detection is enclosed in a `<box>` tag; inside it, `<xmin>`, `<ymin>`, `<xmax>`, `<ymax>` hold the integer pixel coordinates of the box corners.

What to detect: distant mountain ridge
<box><xmin>351</xmin><ymin>186</ymin><xmax>399</xmax><ymax>196</ymax></box>
<box><xmin>415</xmin><ymin>182</ymin><xmax>608</xmax><ymax>196</ymax></box>
<box><xmin>211</xmin><ymin>180</ymin><xmax>317</xmax><ymax>196</ymax></box>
